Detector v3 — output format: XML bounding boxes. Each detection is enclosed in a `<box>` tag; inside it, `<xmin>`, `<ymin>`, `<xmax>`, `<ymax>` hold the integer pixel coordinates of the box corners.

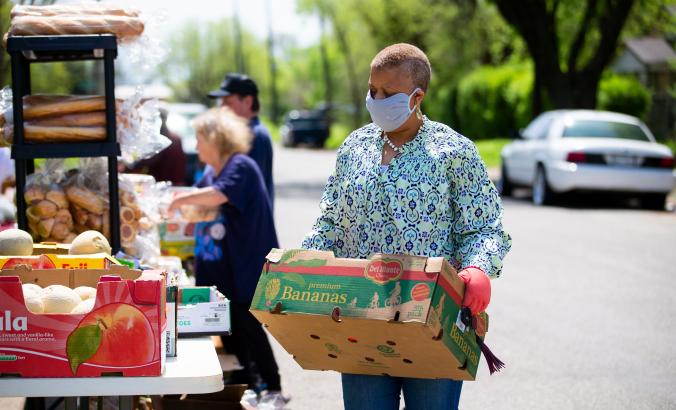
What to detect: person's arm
<box><xmin>168</xmin><ymin>186</ymin><xmax>227</xmax><ymax>213</ymax></box>
<box><xmin>449</xmin><ymin>138</ymin><xmax>512</xmax><ymax>312</ymax></box>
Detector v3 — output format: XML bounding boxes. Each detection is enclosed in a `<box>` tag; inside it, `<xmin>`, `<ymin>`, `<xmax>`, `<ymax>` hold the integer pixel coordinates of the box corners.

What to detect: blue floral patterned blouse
<box><xmin>302</xmin><ymin>117</ymin><xmax>511</xmax><ymax>278</ymax></box>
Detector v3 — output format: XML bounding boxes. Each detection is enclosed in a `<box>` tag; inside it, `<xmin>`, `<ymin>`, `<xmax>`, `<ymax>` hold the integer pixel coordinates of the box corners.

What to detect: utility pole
<box><xmin>233</xmin><ymin>0</ymin><xmax>246</xmax><ymax>73</ymax></box>
<box><xmin>265</xmin><ymin>0</ymin><xmax>279</xmax><ymax>122</ymax></box>
<box><xmin>318</xmin><ymin>4</ymin><xmax>332</xmax><ymax>108</ymax></box>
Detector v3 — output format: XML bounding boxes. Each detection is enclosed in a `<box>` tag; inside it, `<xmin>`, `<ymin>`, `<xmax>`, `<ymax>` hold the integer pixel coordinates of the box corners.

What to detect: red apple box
<box><xmin>0</xmin><ymin>267</ymin><xmax>166</xmax><ymax>377</ymax></box>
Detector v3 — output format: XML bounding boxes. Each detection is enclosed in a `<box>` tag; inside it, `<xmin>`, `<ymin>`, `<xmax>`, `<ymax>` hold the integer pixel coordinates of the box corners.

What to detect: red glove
<box><xmin>458</xmin><ymin>267</ymin><xmax>491</xmax><ymax>315</ymax></box>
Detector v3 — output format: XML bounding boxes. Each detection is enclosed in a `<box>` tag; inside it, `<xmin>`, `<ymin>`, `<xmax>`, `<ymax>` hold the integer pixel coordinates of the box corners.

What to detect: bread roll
<box><xmin>120</xmin><ymin>206</ymin><xmax>135</xmax><ymax>224</ymax></box>
<box><xmin>24</xmin><ymin>186</ymin><xmax>46</xmax><ymax>204</ymax></box>
<box><xmin>120</xmin><ymin>223</ymin><xmax>136</xmax><ymax>245</ymax></box>
<box><xmin>50</xmin><ymin>222</ymin><xmax>70</xmax><ymax>241</ymax></box>
<box><xmin>102</xmin><ymin>210</ymin><xmax>111</xmax><ymax>240</ymax></box>
<box><xmin>38</xmin><ymin>218</ymin><xmax>55</xmax><ymax>238</ymax></box>
<box><xmin>71</xmin><ymin>205</ymin><xmax>89</xmax><ymax>225</ymax></box>
<box><xmin>55</xmin><ymin>209</ymin><xmax>74</xmax><ymax>229</ymax></box>
<box><xmin>64</xmin><ymin>232</ymin><xmax>77</xmax><ymax>244</ymax></box>
<box><xmin>46</xmin><ymin>190</ymin><xmax>68</xmax><ymax>209</ymax></box>
<box><xmin>65</xmin><ymin>186</ymin><xmax>105</xmax><ymax>214</ymax></box>
<box><xmin>86</xmin><ymin>213</ymin><xmax>103</xmax><ymax>231</ymax></box>
<box><xmin>34</xmin><ymin>200</ymin><xmax>57</xmax><ymax>218</ymax></box>
<box><xmin>8</xmin><ymin>15</ymin><xmax>145</xmax><ymax>42</ymax></box>
<box><xmin>26</xmin><ymin>206</ymin><xmax>41</xmax><ymax>224</ymax></box>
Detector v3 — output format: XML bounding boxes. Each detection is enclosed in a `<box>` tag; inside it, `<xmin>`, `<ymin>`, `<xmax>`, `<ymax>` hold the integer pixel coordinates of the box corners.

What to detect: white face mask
<box><xmin>365</xmin><ymin>88</ymin><xmax>420</xmax><ymax>132</ymax></box>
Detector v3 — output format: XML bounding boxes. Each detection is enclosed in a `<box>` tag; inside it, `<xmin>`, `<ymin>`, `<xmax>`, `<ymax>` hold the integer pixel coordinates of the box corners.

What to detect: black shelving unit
<box><xmin>7</xmin><ymin>34</ymin><xmax>121</xmax><ymax>253</ymax></box>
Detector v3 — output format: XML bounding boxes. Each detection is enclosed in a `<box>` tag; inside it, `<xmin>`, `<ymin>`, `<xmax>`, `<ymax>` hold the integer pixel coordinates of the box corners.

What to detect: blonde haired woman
<box><xmin>303</xmin><ymin>44</ymin><xmax>511</xmax><ymax>409</ymax></box>
<box><xmin>169</xmin><ymin>107</ymin><xmax>284</xmax><ymax>400</ymax></box>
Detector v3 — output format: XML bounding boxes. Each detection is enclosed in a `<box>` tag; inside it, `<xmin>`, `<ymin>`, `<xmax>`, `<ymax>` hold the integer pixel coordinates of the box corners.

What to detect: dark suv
<box><xmin>281</xmin><ymin>108</ymin><xmax>330</xmax><ymax>148</ymax></box>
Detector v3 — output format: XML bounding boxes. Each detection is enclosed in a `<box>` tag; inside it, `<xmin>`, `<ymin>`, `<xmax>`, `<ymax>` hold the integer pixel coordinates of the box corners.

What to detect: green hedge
<box><xmin>597</xmin><ymin>74</ymin><xmax>651</xmax><ymax>119</ymax></box>
<box><xmin>455</xmin><ymin>64</ymin><xmax>532</xmax><ymax>139</ymax></box>
<box><xmin>454</xmin><ymin>65</ymin><xmax>651</xmax><ymax>139</ymax></box>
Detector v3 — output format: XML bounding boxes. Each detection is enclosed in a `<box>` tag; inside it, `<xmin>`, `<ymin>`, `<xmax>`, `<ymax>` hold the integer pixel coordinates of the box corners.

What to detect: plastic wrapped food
<box><xmin>11</xmin><ymin>5</ymin><xmax>140</xmax><ymax>18</ymax></box>
<box><xmin>7</xmin><ymin>15</ymin><xmax>144</xmax><ymax>42</ymax></box>
<box><xmin>25</xmin><ymin>160</ymin><xmax>76</xmax><ymax>243</ymax></box>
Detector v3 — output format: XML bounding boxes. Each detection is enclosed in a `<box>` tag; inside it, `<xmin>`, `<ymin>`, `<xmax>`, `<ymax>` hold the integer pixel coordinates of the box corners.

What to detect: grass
<box><xmin>474</xmin><ymin>138</ymin><xmax>511</xmax><ymax>168</ymax></box>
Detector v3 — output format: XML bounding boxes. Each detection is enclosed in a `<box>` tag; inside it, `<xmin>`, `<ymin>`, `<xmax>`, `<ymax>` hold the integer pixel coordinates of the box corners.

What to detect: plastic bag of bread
<box><xmin>25</xmin><ymin>160</ymin><xmax>77</xmax><ymax>243</ymax></box>
<box><xmin>159</xmin><ymin>186</ymin><xmax>219</xmax><ymax>223</ymax></box>
<box><xmin>0</xmin><ymin>87</ymin><xmax>170</xmax><ymax>163</ymax></box>
<box><xmin>6</xmin><ymin>4</ymin><xmax>144</xmax><ymax>42</ymax></box>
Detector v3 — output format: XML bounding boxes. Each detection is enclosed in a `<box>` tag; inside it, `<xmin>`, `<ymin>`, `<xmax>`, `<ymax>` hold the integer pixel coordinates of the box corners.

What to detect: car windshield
<box><xmin>562</xmin><ymin>120</ymin><xmax>650</xmax><ymax>141</ymax></box>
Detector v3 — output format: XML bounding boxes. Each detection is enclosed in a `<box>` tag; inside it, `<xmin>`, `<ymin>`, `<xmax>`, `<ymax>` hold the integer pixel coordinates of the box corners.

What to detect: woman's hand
<box><xmin>458</xmin><ymin>267</ymin><xmax>491</xmax><ymax>315</ymax></box>
<box><xmin>167</xmin><ymin>196</ymin><xmax>185</xmax><ymax>216</ymax></box>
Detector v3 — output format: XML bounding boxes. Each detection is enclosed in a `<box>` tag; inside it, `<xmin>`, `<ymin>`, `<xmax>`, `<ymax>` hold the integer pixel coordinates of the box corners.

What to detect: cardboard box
<box><xmin>250</xmin><ymin>249</ymin><xmax>489</xmax><ymax>380</ymax></box>
<box><xmin>0</xmin><ymin>252</ymin><xmax>119</xmax><ymax>270</ymax></box>
<box><xmin>159</xmin><ymin>221</ymin><xmax>196</xmax><ymax>260</ymax></box>
<box><xmin>0</xmin><ymin>265</ymin><xmax>166</xmax><ymax>377</ymax></box>
<box><xmin>161</xmin><ymin>384</ymin><xmax>248</xmax><ymax>410</ymax></box>
<box><xmin>32</xmin><ymin>242</ymin><xmax>71</xmax><ymax>255</ymax></box>
<box><xmin>177</xmin><ymin>287</ymin><xmax>230</xmax><ymax>336</ymax></box>
<box><xmin>166</xmin><ymin>285</ymin><xmax>178</xmax><ymax>357</ymax></box>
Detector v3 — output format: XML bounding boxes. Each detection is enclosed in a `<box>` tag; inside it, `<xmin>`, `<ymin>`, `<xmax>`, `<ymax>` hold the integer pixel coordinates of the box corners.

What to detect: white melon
<box><xmin>70</xmin><ymin>298</ymin><xmax>95</xmax><ymax>314</ymax></box>
<box><xmin>73</xmin><ymin>286</ymin><xmax>97</xmax><ymax>301</ymax></box>
<box><xmin>41</xmin><ymin>285</ymin><xmax>81</xmax><ymax>314</ymax></box>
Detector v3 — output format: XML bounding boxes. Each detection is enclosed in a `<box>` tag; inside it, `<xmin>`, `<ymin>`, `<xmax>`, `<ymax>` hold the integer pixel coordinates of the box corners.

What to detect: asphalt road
<box><xmin>271</xmin><ymin>144</ymin><xmax>676</xmax><ymax>410</ymax></box>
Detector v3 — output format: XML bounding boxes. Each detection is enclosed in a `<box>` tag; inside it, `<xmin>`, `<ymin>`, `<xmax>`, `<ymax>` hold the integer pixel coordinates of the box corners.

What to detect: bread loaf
<box><xmin>38</xmin><ymin>218</ymin><xmax>55</xmax><ymax>238</ymax></box>
<box><xmin>24</xmin><ymin>125</ymin><xmax>106</xmax><ymax>142</ymax></box>
<box><xmin>8</xmin><ymin>15</ymin><xmax>145</xmax><ymax>42</ymax></box>
<box><xmin>11</xmin><ymin>5</ymin><xmax>141</xmax><ymax>18</ymax></box>
<box><xmin>23</xmin><ymin>95</ymin><xmax>106</xmax><ymax>119</ymax></box>
<box><xmin>28</xmin><ymin>111</ymin><xmax>106</xmax><ymax>127</ymax></box>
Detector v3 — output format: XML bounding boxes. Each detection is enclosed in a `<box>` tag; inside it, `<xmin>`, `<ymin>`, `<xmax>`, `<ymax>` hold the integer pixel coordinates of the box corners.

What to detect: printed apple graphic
<box><xmin>1</xmin><ymin>254</ymin><xmax>56</xmax><ymax>269</ymax></box>
<box><xmin>66</xmin><ymin>303</ymin><xmax>155</xmax><ymax>375</ymax></box>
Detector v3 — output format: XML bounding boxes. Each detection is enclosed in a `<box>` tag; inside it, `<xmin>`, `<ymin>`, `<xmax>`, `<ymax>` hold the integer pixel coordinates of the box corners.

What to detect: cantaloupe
<box><xmin>73</xmin><ymin>286</ymin><xmax>97</xmax><ymax>301</ymax></box>
<box><xmin>0</xmin><ymin>229</ymin><xmax>34</xmax><ymax>256</ymax></box>
<box><xmin>41</xmin><ymin>285</ymin><xmax>81</xmax><ymax>314</ymax></box>
<box><xmin>70</xmin><ymin>298</ymin><xmax>95</xmax><ymax>314</ymax></box>
<box><xmin>68</xmin><ymin>230</ymin><xmax>112</xmax><ymax>255</ymax></box>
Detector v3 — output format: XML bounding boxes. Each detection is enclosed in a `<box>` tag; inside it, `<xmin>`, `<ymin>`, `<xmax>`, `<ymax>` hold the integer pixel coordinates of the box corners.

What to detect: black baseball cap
<box><xmin>208</xmin><ymin>73</ymin><xmax>258</xmax><ymax>98</ymax></box>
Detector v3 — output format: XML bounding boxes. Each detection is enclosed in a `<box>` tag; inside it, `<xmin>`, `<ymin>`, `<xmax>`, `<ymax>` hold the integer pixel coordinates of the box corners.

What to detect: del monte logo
<box><xmin>364</xmin><ymin>259</ymin><xmax>403</xmax><ymax>285</ymax></box>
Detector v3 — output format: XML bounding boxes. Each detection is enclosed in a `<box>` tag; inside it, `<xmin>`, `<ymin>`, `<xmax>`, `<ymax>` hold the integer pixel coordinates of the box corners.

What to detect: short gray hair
<box><xmin>371</xmin><ymin>43</ymin><xmax>432</xmax><ymax>91</ymax></box>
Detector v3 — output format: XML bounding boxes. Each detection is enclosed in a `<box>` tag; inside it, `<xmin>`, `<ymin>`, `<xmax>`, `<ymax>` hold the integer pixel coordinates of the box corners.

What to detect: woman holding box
<box><xmin>302</xmin><ymin>43</ymin><xmax>512</xmax><ymax>409</ymax></box>
<box><xmin>168</xmin><ymin>107</ymin><xmax>284</xmax><ymax>404</ymax></box>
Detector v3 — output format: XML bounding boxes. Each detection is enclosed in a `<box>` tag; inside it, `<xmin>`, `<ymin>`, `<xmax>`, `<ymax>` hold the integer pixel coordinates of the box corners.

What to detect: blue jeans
<box><xmin>342</xmin><ymin>374</ymin><xmax>463</xmax><ymax>410</ymax></box>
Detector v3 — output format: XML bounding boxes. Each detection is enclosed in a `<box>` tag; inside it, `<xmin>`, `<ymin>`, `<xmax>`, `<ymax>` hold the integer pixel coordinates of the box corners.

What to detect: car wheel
<box><xmin>641</xmin><ymin>193</ymin><xmax>667</xmax><ymax>211</ymax></box>
<box><xmin>497</xmin><ymin>163</ymin><xmax>513</xmax><ymax>197</ymax></box>
<box><xmin>282</xmin><ymin>133</ymin><xmax>296</xmax><ymax>148</ymax></box>
<box><xmin>532</xmin><ymin>165</ymin><xmax>555</xmax><ymax>206</ymax></box>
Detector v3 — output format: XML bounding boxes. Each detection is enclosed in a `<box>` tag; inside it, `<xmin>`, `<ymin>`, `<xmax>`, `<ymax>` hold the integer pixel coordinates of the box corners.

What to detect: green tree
<box><xmin>492</xmin><ymin>0</ymin><xmax>672</xmax><ymax>115</ymax></box>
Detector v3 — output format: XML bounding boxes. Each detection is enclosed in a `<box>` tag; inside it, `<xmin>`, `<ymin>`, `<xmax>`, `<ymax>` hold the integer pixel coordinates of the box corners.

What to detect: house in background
<box><xmin>612</xmin><ymin>37</ymin><xmax>675</xmax><ymax>139</ymax></box>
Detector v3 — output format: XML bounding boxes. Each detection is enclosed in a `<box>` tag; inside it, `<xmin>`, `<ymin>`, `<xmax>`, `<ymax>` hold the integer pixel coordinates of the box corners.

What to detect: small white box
<box><xmin>177</xmin><ymin>287</ymin><xmax>231</xmax><ymax>336</ymax></box>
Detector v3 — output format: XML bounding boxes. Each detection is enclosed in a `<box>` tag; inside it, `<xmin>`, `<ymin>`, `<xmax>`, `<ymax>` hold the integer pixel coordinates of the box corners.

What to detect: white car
<box><xmin>499</xmin><ymin>110</ymin><xmax>676</xmax><ymax>209</ymax></box>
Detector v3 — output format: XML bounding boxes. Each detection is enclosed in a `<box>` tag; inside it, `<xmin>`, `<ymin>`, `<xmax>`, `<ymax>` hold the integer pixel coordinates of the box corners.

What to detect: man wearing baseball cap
<box><xmin>208</xmin><ymin>73</ymin><xmax>275</xmax><ymax>206</ymax></box>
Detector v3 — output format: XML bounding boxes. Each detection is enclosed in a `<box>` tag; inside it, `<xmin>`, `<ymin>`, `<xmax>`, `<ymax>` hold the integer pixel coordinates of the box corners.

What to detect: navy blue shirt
<box><xmin>194</xmin><ymin>153</ymin><xmax>279</xmax><ymax>303</ymax></box>
<box><xmin>248</xmin><ymin>117</ymin><xmax>274</xmax><ymax>207</ymax></box>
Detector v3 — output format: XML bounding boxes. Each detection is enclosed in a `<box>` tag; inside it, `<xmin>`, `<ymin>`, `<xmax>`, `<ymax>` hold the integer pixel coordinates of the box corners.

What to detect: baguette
<box><xmin>24</xmin><ymin>125</ymin><xmax>106</xmax><ymax>142</ymax></box>
<box><xmin>28</xmin><ymin>111</ymin><xmax>106</xmax><ymax>127</ymax></box>
<box><xmin>23</xmin><ymin>95</ymin><xmax>106</xmax><ymax>119</ymax></box>
<box><xmin>8</xmin><ymin>15</ymin><xmax>144</xmax><ymax>42</ymax></box>
<box><xmin>11</xmin><ymin>5</ymin><xmax>141</xmax><ymax>18</ymax></box>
